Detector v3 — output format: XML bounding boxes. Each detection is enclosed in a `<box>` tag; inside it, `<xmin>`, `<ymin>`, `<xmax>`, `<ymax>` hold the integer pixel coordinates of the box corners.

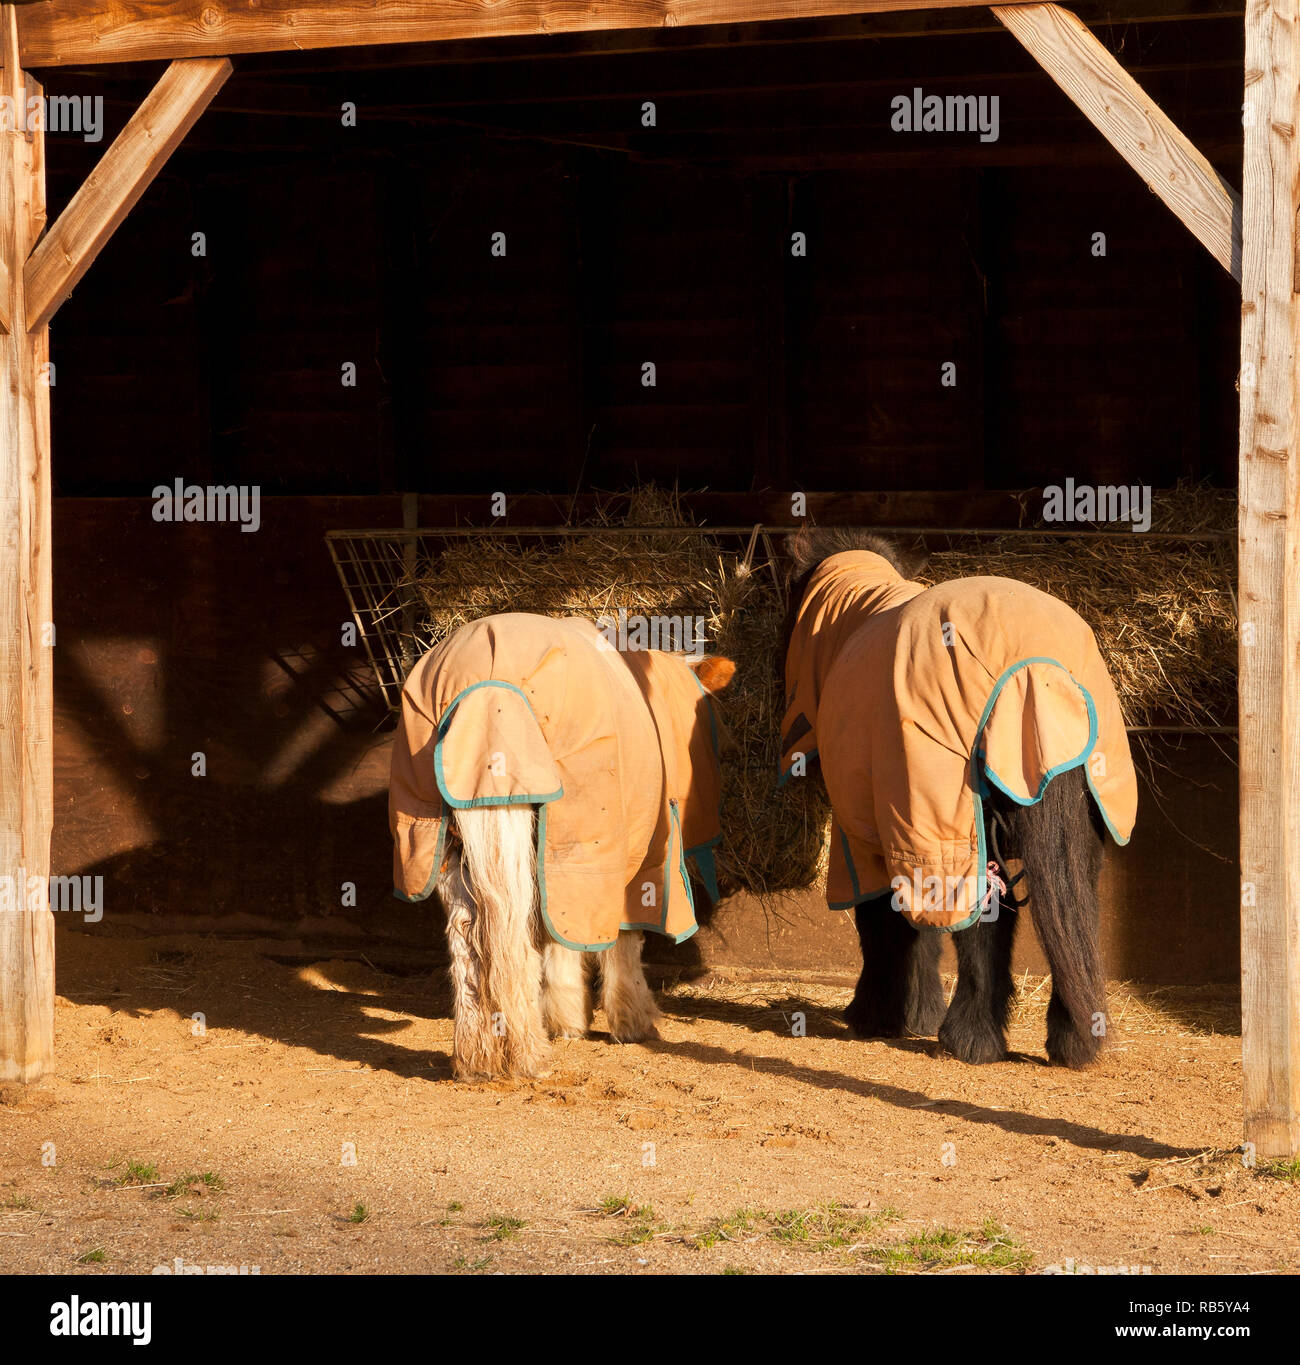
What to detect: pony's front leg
<box><xmin>600</xmin><ymin>931</ymin><xmax>661</xmax><ymax>1043</ymax></box>
<box><xmin>845</xmin><ymin>893</ymin><xmax>945</xmax><ymax>1038</ymax></box>
<box><xmin>542</xmin><ymin>942</ymin><xmax>592</xmax><ymax>1039</ymax></box>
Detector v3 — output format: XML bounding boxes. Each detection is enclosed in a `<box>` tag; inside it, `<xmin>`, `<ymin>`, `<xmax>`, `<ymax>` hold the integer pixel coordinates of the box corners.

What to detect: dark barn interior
<box><xmin>43</xmin><ymin>7</ymin><xmax>1242</xmax><ymax>984</ymax></box>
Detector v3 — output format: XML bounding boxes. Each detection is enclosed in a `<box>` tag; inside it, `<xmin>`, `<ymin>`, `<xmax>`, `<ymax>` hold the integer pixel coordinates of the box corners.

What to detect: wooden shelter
<box><xmin>0</xmin><ymin>0</ymin><xmax>1293</xmax><ymax>1159</ymax></box>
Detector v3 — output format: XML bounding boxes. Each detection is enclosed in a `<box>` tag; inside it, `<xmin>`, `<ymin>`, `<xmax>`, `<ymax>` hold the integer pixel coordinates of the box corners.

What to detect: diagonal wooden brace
<box><xmin>993</xmin><ymin>2</ymin><xmax>1242</xmax><ymax>280</ymax></box>
<box><xmin>25</xmin><ymin>56</ymin><xmax>231</xmax><ymax>332</ymax></box>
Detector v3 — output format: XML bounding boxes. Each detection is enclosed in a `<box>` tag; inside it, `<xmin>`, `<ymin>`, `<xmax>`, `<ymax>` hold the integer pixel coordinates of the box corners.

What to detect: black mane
<box><xmin>784</xmin><ymin>526</ymin><xmax>915</xmax><ymax>579</ymax></box>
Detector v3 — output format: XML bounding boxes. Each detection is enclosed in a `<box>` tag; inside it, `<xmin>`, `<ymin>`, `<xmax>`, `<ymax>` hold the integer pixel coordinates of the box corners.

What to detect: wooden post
<box><xmin>0</xmin><ymin>38</ymin><xmax>227</xmax><ymax>1082</ymax></box>
<box><xmin>0</xmin><ymin>4</ymin><xmax>52</xmax><ymax>1082</ymax></box>
<box><xmin>1238</xmin><ymin>0</ymin><xmax>1300</xmax><ymax>1159</ymax></box>
<box><xmin>25</xmin><ymin>57</ymin><xmax>232</xmax><ymax>331</ymax></box>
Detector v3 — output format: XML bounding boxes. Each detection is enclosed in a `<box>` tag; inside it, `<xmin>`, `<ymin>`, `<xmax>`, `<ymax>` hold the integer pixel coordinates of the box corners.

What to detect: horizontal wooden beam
<box><xmin>229</xmin><ymin>0</ymin><xmax>1245</xmax><ymax>76</ymax></box>
<box><xmin>993</xmin><ymin>2</ymin><xmax>1242</xmax><ymax>280</ymax></box>
<box><xmin>24</xmin><ymin>56</ymin><xmax>231</xmax><ymax>331</ymax></box>
<box><xmin>15</xmin><ymin>0</ymin><xmax>1045</xmax><ymax>68</ymax></box>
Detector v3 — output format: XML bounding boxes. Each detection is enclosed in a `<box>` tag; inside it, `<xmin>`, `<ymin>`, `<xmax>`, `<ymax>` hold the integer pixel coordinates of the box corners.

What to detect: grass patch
<box><xmin>164</xmin><ymin>1171</ymin><xmax>225</xmax><ymax>1199</ymax></box>
<box><xmin>869</xmin><ymin>1219</ymin><xmax>1032</xmax><ymax>1274</ymax></box>
<box><xmin>768</xmin><ymin>1203</ymin><xmax>898</xmax><ymax>1251</ymax></box>
<box><xmin>178</xmin><ymin>1205</ymin><xmax>220</xmax><ymax>1223</ymax></box>
<box><xmin>115</xmin><ymin>1160</ymin><xmax>159</xmax><ymax>1187</ymax></box>
<box><xmin>688</xmin><ymin>1204</ymin><xmax>899</xmax><ymax>1256</ymax></box>
<box><xmin>691</xmin><ymin>1209</ymin><xmax>760</xmax><ymax>1250</ymax></box>
<box><xmin>597</xmin><ymin>1195</ymin><xmax>659</xmax><ymax>1246</ymax></box>
<box><xmin>1263</xmin><ymin>1157</ymin><xmax>1300</xmax><ymax>1183</ymax></box>
<box><xmin>452</xmin><ymin>1253</ymin><xmax>494</xmax><ymax>1271</ymax></box>
<box><xmin>598</xmin><ymin>1194</ymin><xmax>639</xmax><ymax>1217</ymax></box>
<box><xmin>483</xmin><ymin>1214</ymin><xmax>525</xmax><ymax>1242</ymax></box>
<box><xmin>75</xmin><ymin>1248</ymin><xmax>107</xmax><ymax>1264</ymax></box>
<box><xmin>347</xmin><ymin>1202</ymin><xmax>370</xmax><ymax>1225</ymax></box>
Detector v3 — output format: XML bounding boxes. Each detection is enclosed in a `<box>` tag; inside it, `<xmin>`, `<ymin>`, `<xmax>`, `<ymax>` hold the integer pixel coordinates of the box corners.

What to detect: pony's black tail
<box><xmin>1000</xmin><ymin>766</ymin><xmax>1108</xmax><ymax>1067</ymax></box>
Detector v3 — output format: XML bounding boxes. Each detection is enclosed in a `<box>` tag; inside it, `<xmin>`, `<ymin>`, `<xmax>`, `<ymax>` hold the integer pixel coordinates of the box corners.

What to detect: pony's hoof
<box><xmin>841</xmin><ymin>1010</ymin><xmax>901</xmax><ymax>1037</ymax></box>
<box><xmin>844</xmin><ymin>1001</ymin><xmax>906</xmax><ymax>1039</ymax></box>
<box><xmin>1046</xmin><ymin>1030</ymin><xmax>1101</xmax><ymax>1069</ymax></box>
<box><xmin>607</xmin><ymin>1020</ymin><xmax>660</xmax><ymax>1044</ymax></box>
<box><xmin>938</xmin><ymin>1019</ymin><xmax>1007</xmax><ymax>1065</ymax></box>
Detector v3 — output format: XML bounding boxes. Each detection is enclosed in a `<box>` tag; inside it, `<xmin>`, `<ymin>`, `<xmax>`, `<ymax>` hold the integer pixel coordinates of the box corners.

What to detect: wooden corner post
<box><xmin>0</xmin><ymin>2</ymin><xmax>52</xmax><ymax>1082</ymax></box>
<box><xmin>1239</xmin><ymin>0</ymin><xmax>1300</xmax><ymax>1159</ymax></box>
<box><xmin>0</xmin><ymin>11</ymin><xmax>229</xmax><ymax>1080</ymax></box>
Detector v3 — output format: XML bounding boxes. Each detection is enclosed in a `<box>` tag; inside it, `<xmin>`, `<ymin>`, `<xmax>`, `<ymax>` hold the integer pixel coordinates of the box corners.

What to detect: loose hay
<box><xmin>405</xmin><ymin>484</ymin><xmax>1235</xmax><ymax>898</ymax></box>
<box><xmin>919</xmin><ymin>530</ymin><xmax>1237</xmax><ymax>732</ymax></box>
<box><xmin>405</xmin><ymin>487</ymin><xmax>830</xmax><ymax>897</ymax></box>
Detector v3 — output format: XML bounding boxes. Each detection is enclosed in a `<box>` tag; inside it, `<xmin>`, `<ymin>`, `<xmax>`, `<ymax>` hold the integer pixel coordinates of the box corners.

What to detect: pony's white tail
<box><xmin>439</xmin><ymin>804</ymin><xmax>548</xmax><ymax>1079</ymax></box>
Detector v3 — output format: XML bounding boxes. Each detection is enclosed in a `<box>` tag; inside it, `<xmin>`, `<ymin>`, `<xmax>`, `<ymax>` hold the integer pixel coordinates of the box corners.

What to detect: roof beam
<box><xmin>24</xmin><ymin>56</ymin><xmax>231</xmax><ymax>330</ymax></box>
<box><xmin>993</xmin><ymin>2</ymin><xmax>1242</xmax><ymax>279</ymax></box>
<box><xmin>227</xmin><ymin>0</ymin><xmax>1245</xmax><ymax>77</ymax></box>
<box><xmin>13</xmin><ymin>0</ymin><xmax>1049</xmax><ymax>68</ymax></box>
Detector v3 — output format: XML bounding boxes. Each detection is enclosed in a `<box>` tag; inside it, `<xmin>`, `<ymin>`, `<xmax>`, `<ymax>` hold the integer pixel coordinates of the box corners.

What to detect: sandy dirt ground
<box><xmin>0</xmin><ymin>927</ymin><xmax>1294</xmax><ymax>1276</ymax></box>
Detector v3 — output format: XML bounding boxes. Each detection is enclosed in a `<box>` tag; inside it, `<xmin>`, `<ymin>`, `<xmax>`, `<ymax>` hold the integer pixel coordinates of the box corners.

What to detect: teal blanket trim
<box><xmin>686</xmin><ymin>835</ymin><xmax>722</xmax><ymax>903</ymax></box>
<box><xmin>534</xmin><ymin>803</ymin><xmax>618</xmax><ymax>952</ymax></box>
<box><xmin>974</xmin><ymin>655</ymin><xmax>1129</xmax><ymax>847</ymax></box>
<box><xmin>433</xmin><ymin>680</ymin><xmax>565</xmax><ymax>810</ymax></box>
<box><xmin>390</xmin><ymin>814</ymin><xmax>447</xmax><ymax>904</ymax></box>
<box><xmin>777</xmin><ymin>744</ymin><xmax>819</xmax><ymax>789</ymax></box>
<box><xmin>620</xmin><ymin>798</ymin><xmax>700</xmax><ymax>944</ymax></box>
<box><xmin>539</xmin><ymin>799</ymin><xmax>700</xmax><ymax>951</ymax></box>
<box><xmin>689</xmin><ymin>668</ymin><xmax>722</xmax><ymax>759</ymax></box>
<box><xmin>826</xmin><ymin>829</ymin><xmax>894</xmax><ymax>913</ymax></box>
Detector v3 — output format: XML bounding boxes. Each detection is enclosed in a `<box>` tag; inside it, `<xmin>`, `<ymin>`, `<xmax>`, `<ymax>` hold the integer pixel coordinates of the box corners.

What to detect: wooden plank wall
<box><xmin>46</xmin><ymin>146</ymin><xmax>1241</xmax><ymax>496</ymax></box>
<box><xmin>993</xmin><ymin>167</ymin><xmax>1239</xmax><ymax>486</ymax></box>
<box><xmin>40</xmin><ymin>16</ymin><xmax>1242</xmax><ymax>496</ymax></box>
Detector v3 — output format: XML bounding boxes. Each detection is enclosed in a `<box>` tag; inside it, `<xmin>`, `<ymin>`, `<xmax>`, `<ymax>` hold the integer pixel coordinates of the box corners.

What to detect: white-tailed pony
<box><xmin>390</xmin><ymin>612</ymin><xmax>735</xmax><ymax>1080</ymax></box>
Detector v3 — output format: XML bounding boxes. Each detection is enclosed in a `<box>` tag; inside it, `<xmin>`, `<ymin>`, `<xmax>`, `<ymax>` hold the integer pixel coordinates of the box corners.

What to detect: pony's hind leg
<box><xmin>437</xmin><ymin>841</ymin><xmax>505</xmax><ymax>1080</ymax></box>
<box><xmin>541</xmin><ymin>941</ymin><xmax>592</xmax><ymax>1039</ymax></box>
<box><xmin>938</xmin><ymin>900</ymin><xmax>1018</xmax><ymax>1065</ymax></box>
<box><xmin>845</xmin><ymin>893</ymin><xmax>945</xmax><ymax>1037</ymax></box>
<box><xmin>600</xmin><ymin>931</ymin><xmax>661</xmax><ymax>1043</ymax></box>
<box><xmin>1011</xmin><ymin>767</ymin><xmax>1107</xmax><ymax>1068</ymax></box>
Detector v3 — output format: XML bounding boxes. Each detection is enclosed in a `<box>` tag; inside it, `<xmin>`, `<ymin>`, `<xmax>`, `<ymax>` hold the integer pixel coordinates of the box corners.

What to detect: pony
<box><xmin>779</xmin><ymin>528</ymin><xmax>1137</xmax><ymax>1067</ymax></box>
<box><xmin>389</xmin><ymin>611</ymin><xmax>735</xmax><ymax>1080</ymax></box>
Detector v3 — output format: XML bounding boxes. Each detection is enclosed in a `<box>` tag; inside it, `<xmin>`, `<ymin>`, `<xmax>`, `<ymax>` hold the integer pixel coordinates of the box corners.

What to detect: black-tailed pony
<box><xmin>779</xmin><ymin>529</ymin><xmax>1136</xmax><ymax>1067</ymax></box>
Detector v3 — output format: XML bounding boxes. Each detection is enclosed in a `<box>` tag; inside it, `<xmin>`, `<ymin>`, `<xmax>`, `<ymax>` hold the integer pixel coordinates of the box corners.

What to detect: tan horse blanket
<box><xmin>390</xmin><ymin>613</ymin><xmax>724</xmax><ymax>950</ymax></box>
<box><xmin>780</xmin><ymin>551</ymin><xmax>1137</xmax><ymax>930</ymax></box>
